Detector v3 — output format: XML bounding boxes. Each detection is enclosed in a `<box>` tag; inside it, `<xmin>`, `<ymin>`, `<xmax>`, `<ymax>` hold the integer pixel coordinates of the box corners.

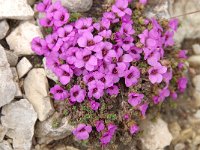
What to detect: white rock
<box><xmin>5</xmin><ymin>50</ymin><xmax>18</xmax><ymax>67</ymax></box>
<box><xmin>193</xmin><ymin>90</ymin><xmax>200</xmax><ymax>107</ymax></box>
<box><xmin>43</xmin><ymin>58</ymin><xmax>58</xmax><ymax>82</ymax></box>
<box><xmin>0</xmin><ymin>45</ymin><xmax>16</xmax><ymax>108</ymax></box>
<box><xmin>194</xmin><ymin>110</ymin><xmax>200</xmax><ymax>119</ymax></box>
<box><xmin>35</xmin><ymin>112</ymin><xmax>74</xmax><ymax>144</ymax></box>
<box><xmin>0</xmin><ymin>0</ymin><xmax>34</xmax><ymax>20</ymax></box>
<box><xmin>24</xmin><ymin>68</ymin><xmax>54</xmax><ymax>121</ymax></box>
<box><xmin>188</xmin><ymin>56</ymin><xmax>200</xmax><ymax>66</ymax></box>
<box><xmin>174</xmin><ymin>143</ymin><xmax>185</xmax><ymax>150</ymax></box>
<box><xmin>0</xmin><ymin>125</ymin><xmax>7</xmax><ymax>142</ymax></box>
<box><xmin>1</xmin><ymin>99</ymin><xmax>37</xmax><ymax>150</ymax></box>
<box><xmin>169</xmin><ymin>0</ymin><xmax>200</xmax><ymax>45</ymax></box>
<box><xmin>52</xmin><ymin>0</ymin><xmax>93</xmax><ymax>12</ymax></box>
<box><xmin>0</xmin><ymin>140</ymin><xmax>13</xmax><ymax>150</ymax></box>
<box><xmin>140</xmin><ymin>118</ymin><xmax>173</xmax><ymax>150</ymax></box>
<box><xmin>193</xmin><ymin>44</ymin><xmax>200</xmax><ymax>55</ymax></box>
<box><xmin>6</xmin><ymin>22</ymin><xmax>43</xmax><ymax>56</ymax></box>
<box><xmin>17</xmin><ymin>57</ymin><xmax>33</xmax><ymax>78</ymax></box>
<box><xmin>0</xmin><ymin>20</ymin><xmax>9</xmax><ymax>40</ymax></box>
<box><xmin>193</xmin><ymin>75</ymin><xmax>200</xmax><ymax>91</ymax></box>
<box><xmin>145</xmin><ymin>0</ymin><xmax>170</xmax><ymax>19</ymax></box>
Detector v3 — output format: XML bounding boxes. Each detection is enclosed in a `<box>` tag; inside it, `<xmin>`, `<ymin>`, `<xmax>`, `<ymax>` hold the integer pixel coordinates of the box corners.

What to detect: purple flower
<box><xmin>170</xmin><ymin>91</ymin><xmax>178</xmax><ymax>100</ymax></box>
<box><xmin>95</xmin><ymin>42</ymin><xmax>113</xmax><ymax>62</ymax></box>
<box><xmin>53</xmin><ymin>9</ymin><xmax>69</xmax><ymax>27</ymax></box>
<box><xmin>178</xmin><ymin>50</ymin><xmax>188</xmax><ymax>59</ymax></box>
<box><xmin>31</xmin><ymin>37</ymin><xmax>46</xmax><ymax>55</ymax></box>
<box><xmin>119</xmin><ymin>23</ymin><xmax>135</xmax><ymax>36</ymax></box>
<box><xmin>139</xmin><ymin>0</ymin><xmax>147</xmax><ymax>4</ymax></box>
<box><xmin>75</xmin><ymin>18</ymin><xmax>93</xmax><ymax>34</ymax></box>
<box><xmin>50</xmin><ymin>85</ymin><xmax>68</xmax><ymax>100</ymax></box>
<box><xmin>123</xmin><ymin>114</ymin><xmax>130</xmax><ymax>120</ymax></box>
<box><xmin>124</xmin><ymin>66</ymin><xmax>140</xmax><ymax>87</ymax></box>
<box><xmin>148</xmin><ymin>64</ymin><xmax>167</xmax><ymax>84</ymax></box>
<box><xmin>108</xmin><ymin>63</ymin><xmax>126</xmax><ymax>83</ymax></box>
<box><xmin>130</xmin><ymin>124</ymin><xmax>139</xmax><ymax>134</ymax></box>
<box><xmin>45</xmin><ymin>33</ymin><xmax>63</xmax><ymax>52</ymax></box>
<box><xmin>90</xmin><ymin>100</ymin><xmax>100</xmax><ymax>111</ymax></box>
<box><xmin>95</xmin><ymin>120</ymin><xmax>105</xmax><ymax>132</ymax></box>
<box><xmin>70</xmin><ymin>85</ymin><xmax>86</xmax><ymax>103</ymax></box>
<box><xmin>153</xmin><ymin>88</ymin><xmax>170</xmax><ymax>104</ymax></box>
<box><xmin>138</xmin><ymin>29</ymin><xmax>148</xmax><ymax>44</ymax></box>
<box><xmin>112</xmin><ymin>0</ymin><xmax>132</xmax><ymax>17</ymax></box>
<box><xmin>169</xmin><ymin>18</ymin><xmax>179</xmax><ymax>31</ymax></box>
<box><xmin>106</xmin><ymin>85</ymin><xmax>119</xmax><ymax>96</ymax></box>
<box><xmin>88</xmin><ymin>81</ymin><xmax>104</xmax><ymax>99</ymax></box>
<box><xmin>57</xmin><ymin>64</ymin><xmax>73</xmax><ymax>85</ymax></box>
<box><xmin>57</xmin><ymin>25</ymin><xmax>75</xmax><ymax>41</ymax></box>
<box><xmin>178</xmin><ymin>77</ymin><xmax>188</xmax><ymax>93</ymax></box>
<box><xmin>143</xmin><ymin>48</ymin><xmax>161</xmax><ymax>66</ymax></box>
<box><xmin>39</xmin><ymin>17</ymin><xmax>53</xmax><ymax>27</ymax></box>
<box><xmin>100</xmin><ymin>132</ymin><xmax>113</xmax><ymax>145</ymax></box>
<box><xmin>77</xmin><ymin>31</ymin><xmax>102</xmax><ymax>52</ymax></box>
<box><xmin>129</xmin><ymin>46</ymin><xmax>142</xmax><ymax>61</ymax></box>
<box><xmin>164</xmin><ymin>30</ymin><xmax>174</xmax><ymax>47</ymax></box>
<box><xmin>73</xmin><ymin>124</ymin><xmax>92</xmax><ymax>140</ymax></box>
<box><xmin>75</xmin><ymin>48</ymin><xmax>98</xmax><ymax>71</ymax></box>
<box><xmin>128</xmin><ymin>92</ymin><xmax>144</xmax><ymax>107</ymax></box>
<box><xmin>46</xmin><ymin>1</ymin><xmax>62</xmax><ymax>18</ymax></box>
<box><xmin>103</xmin><ymin>12</ymin><xmax>119</xmax><ymax>23</ymax></box>
<box><xmin>95</xmin><ymin>72</ymin><xmax>114</xmax><ymax>88</ymax></box>
<box><xmin>36</xmin><ymin>0</ymin><xmax>51</xmax><ymax>12</ymax></box>
<box><xmin>139</xmin><ymin>103</ymin><xmax>148</xmax><ymax>117</ymax></box>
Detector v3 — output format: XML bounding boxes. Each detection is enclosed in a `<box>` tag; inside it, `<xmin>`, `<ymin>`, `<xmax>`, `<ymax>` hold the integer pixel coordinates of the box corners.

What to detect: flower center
<box><xmin>87</xmin><ymin>40</ymin><xmax>95</xmax><ymax>46</ymax></box>
<box><xmin>63</xmin><ymin>71</ymin><xmax>70</xmax><ymax>76</ymax></box>
<box><xmin>88</xmin><ymin>76</ymin><xmax>95</xmax><ymax>82</ymax></box>
<box><xmin>73</xmin><ymin>91</ymin><xmax>79</xmax><ymax>97</ymax></box>
<box><xmin>127</xmin><ymin>73</ymin><xmax>133</xmax><ymax>79</ymax></box>
<box><xmin>151</xmin><ymin>69</ymin><xmax>158</xmax><ymax>75</ymax></box>
<box><xmin>83</xmin><ymin>55</ymin><xmax>91</xmax><ymax>62</ymax></box>
<box><xmin>60</xmin><ymin>15</ymin><xmax>65</xmax><ymax>21</ymax></box>
<box><xmin>93</xmin><ymin>88</ymin><xmax>98</xmax><ymax>93</ymax></box>
<box><xmin>100</xmin><ymin>77</ymin><xmax>106</xmax><ymax>83</ymax></box>
<box><xmin>112</xmin><ymin>68</ymin><xmax>118</xmax><ymax>74</ymax></box>
<box><xmin>57</xmin><ymin>90</ymin><xmax>63</xmax><ymax>93</ymax></box>
<box><xmin>102</xmin><ymin>48</ymin><xmax>108</xmax><ymax>57</ymax></box>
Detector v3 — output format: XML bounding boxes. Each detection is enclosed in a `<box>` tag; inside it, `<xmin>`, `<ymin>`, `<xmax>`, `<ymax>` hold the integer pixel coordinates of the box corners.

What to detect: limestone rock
<box><xmin>188</xmin><ymin>56</ymin><xmax>200</xmax><ymax>67</ymax></box>
<box><xmin>192</xmin><ymin>75</ymin><xmax>200</xmax><ymax>91</ymax></box>
<box><xmin>27</xmin><ymin>0</ymin><xmax>36</xmax><ymax>5</ymax></box>
<box><xmin>140</xmin><ymin>118</ymin><xmax>173</xmax><ymax>150</ymax></box>
<box><xmin>145</xmin><ymin>0</ymin><xmax>170</xmax><ymax>19</ymax></box>
<box><xmin>193</xmin><ymin>44</ymin><xmax>200</xmax><ymax>55</ymax></box>
<box><xmin>6</xmin><ymin>22</ymin><xmax>43</xmax><ymax>56</ymax></box>
<box><xmin>0</xmin><ymin>0</ymin><xmax>34</xmax><ymax>20</ymax></box>
<box><xmin>43</xmin><ymin>58</ymin><xmax>58</xmax><ymax>82</ymax></box>
<box><xmin>24</xmin><ymin>68</ymin><xmax>54</xmax><ymax>121</ymax></box>
<box><xmin>169</xmin><ymin>0</ymin><xmax>200</xmax><ymax>45</ymax></box>
<box><xmin>0</xmin><ymin>140</ymin><xmax>13</xmax><ymax>150</ymax></box>
<box><xmin>17</xmin><ymin>57</ymin><xmax>33</xmax><ymax>78</ymax></box>
<box><xmin>0</xmin><ymin>20</ymin><xmax>9</xmax><ymax>40</ymax></box>
<box><xmin>5</xmin><ymin>50</ymin><xmax>18</xmax><ymax>67</ymax></box>
<box><xmin>53</xmin><ymin>0</ymin><xmax>93</xmax><ymax>12</ymax></box>
<box><xmin>1</xmin><ymin>99</ymin><xmax>37</xmax><ymax>150</ymax></box>
<box><xmin>35</xmin><ymin>112</ymin><xmax>74</xmax><ymax>144</ymax></box>
<box><xmin>0</xmin><ymin>45</ymin><xmax>16</xmax><ymax>108</ymax></box>
<box><xmin>0</xmin><ymin>125</ymin><xmax>7</xmax><ymax>142</ymax></box>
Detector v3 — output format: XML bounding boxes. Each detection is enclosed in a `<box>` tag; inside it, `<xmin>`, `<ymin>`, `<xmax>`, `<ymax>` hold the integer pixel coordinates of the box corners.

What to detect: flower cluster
<box><xmin>32</xmin><ymin>0</ymin><xmax>188</xmax><ymax>146</ymax></box>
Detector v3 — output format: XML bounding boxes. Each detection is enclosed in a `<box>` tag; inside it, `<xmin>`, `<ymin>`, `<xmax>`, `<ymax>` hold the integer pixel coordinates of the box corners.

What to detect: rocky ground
<box><xmin>0</xmin><ymin>0</ymin><xmax>200</xmax><ymax>150</ymax></box>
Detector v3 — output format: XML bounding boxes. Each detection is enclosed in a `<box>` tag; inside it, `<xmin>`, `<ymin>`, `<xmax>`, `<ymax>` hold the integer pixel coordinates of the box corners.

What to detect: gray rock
<box><xmin>27</xmin><ymin>0</ymin><xmax>36</xmax><ymax>5</ymax></box>
<box><xmin>193</xmin><ymin>75</ymin><xmax>200</xmax><ymax>91</ymax></box>
<box><xmin>145</xmin><ymin>0</ymin><xmax>170</xmax><ymax>19</ymax></box>
<box><xmin>17</xmin><ymin>57</ymin><xmax>33</xmax><ymax>78</ymax></box>
<box><xmin>174</xmin><ymin>143</ymin><xmax>185</xmax><ymax>150</ymax></box>
<box><xmin>0</xmin><ymin>45</ymin><xmax>16</xmax><ymax>108</ymax></box>
<box><xmin>193</xmin><ymin>44</ymin><xmax>200</xmax><ymax>55</ymax></box>
<box><xmin>24</xmin><ymin>68</ymin><xmax>54</xmax><ymax>121</ymax></box>
<box><xmin>5</xmin><ymin>51</ymin><xmax>18</xmax><ymax>67</ymax></box>
<box><xmin>140</xmin><ymin>118</ymin><xmax>173</xmax><ymax>150</ymax></box>
<box><xmin>0</xmin><ymin>140</ymin><xmax>13</xmax><ymax>150</ymax></box>
<box><xmin>6</xmin><ymin>22</ymin><xmax>43</xmax><ymax>56</ymax></box>
<box><xmin>53</xmin><ymin>0</ymin><xmax>93</xmax><ymax>12</ymax></box>
<box><xmin>11</xmin><ymin>68</ymin><xmax>23</xmax><ymax>98</ymax></box>
<box><xmin>0</xmin><ymin>125</ymin><xmax>7</xmax><ymax>142</ymax></box>
<box><xmin>35</xmin><ymin>112</ymin><xmax>74</xmax><ymax>144</ymax></box>
<box><xmin>0</xmin><ymin>20</ymin><xmax>9</xmax><ymax>40</ymax></box>
<box><xmin>194</xmin><ymin>110</ymin><xmax>200</xmax><ymax>119</ymax></box>
<box><xmin>0</xmin><ymin>0</ymin><xmax>34</xmax><ymax>20</ymax></box>
<box><xmin>169</xmin><ymin>122</ymin><xmax>181</xmax><ymax>141</ymax></box>
<box><xmin>43</xmin><ymin>58</ymin><xmax>58</xmax><ymax>82</ymax></box>
<box><xmin>1</xmin><ymin>99</ymin><xmax>37</xmax><ymax>150</ymax></box>
<box><xmin>169</xmin><ymin>0</ymin><xmax>200</xmax><ymax>45</ymax></box>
